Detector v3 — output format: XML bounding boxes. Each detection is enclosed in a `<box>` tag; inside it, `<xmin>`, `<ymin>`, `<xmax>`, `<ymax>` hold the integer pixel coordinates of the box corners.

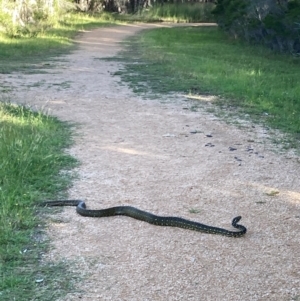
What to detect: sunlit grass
<box><xmin>0</xmin><ymin>102</ymin><xmax>78</xmax><ymax>300</ymax></box>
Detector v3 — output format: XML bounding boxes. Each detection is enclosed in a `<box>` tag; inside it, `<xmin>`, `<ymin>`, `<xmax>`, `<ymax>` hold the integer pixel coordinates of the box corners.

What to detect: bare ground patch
<box><xmin>2</xmin><ymin>24</ymin><xmax>300</xmax><ymax>301</ymax></box>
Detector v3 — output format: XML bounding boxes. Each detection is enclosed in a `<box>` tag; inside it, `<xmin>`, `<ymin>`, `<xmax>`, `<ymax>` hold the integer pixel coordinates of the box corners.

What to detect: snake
<box><xmin>41</xmin><ymin>200</ymin><xmax>247</xmax><ymax>237</ymax></box>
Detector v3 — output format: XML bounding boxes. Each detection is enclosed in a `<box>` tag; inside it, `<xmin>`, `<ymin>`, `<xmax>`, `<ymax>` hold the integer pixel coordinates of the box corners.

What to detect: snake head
<box><xmin>232</xmin><ymin>216</ymin><xmax>242</xmax><ymax>226</ymax></box>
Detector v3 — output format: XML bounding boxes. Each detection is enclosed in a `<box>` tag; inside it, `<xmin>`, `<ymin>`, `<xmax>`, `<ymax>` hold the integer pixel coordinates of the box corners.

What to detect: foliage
<box><xmin>0</xmin><ymin>0</ymin><xmax>75</xmax><ymax>37</ymax></box>
<box><xmin>212</xmin><ymin>0</ymin><xmax>300</xmax><ymax>54</ymax></box>
<box><xmin>71</xmin><ymin>0</ymin><xmax>216</xmax><ymax>14</ymax></box>
<box><xmin>74</xmin><ymin>0</ymin><xmax>105</xmax><ymax>12</ymax></box>
<box><xmin>139</xmin><ymin>2</ymin><xmax>215</xmax><ymax>23</ymax></box>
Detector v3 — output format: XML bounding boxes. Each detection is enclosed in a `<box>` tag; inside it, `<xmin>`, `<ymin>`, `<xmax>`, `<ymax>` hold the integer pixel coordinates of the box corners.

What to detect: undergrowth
<box><xmin>118</xmin><ymin>3</ymin><xmax>215</xmax><ymax>23</ymax></box>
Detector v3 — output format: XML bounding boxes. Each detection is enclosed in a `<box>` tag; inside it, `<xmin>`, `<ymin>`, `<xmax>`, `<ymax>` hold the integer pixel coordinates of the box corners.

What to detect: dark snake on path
<box><xmin>41</xmin><ymin>200</ymin><xmax>247</xmax><ymax>237</ymax></box>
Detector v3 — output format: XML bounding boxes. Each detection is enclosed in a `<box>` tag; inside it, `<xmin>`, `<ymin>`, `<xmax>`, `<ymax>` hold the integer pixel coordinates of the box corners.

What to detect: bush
<box><xmin>0</xmin><ymin>0</ymin><xmax>74</xmax><ymax>38</ymax></box>
<box><xmin>212</xmin><ymin>0</ymin><xmax>300</xmax><ymax>54</ymax></box>
<box><xmin>142</xmin><ymin>2</ymin><xmax>215</xmax><ymax>23</ymax></box>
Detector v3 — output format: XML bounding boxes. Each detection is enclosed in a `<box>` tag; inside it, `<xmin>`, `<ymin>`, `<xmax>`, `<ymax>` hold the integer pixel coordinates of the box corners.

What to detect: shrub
<box><xmin>0</xmin><ymin>0</ymin><xmax>74</xmax><ymax>37</ymax></box>
<box><xmin>212</xmin><ymin>0</ymin><xmax>300</xmax><ymax>54</ymax></box>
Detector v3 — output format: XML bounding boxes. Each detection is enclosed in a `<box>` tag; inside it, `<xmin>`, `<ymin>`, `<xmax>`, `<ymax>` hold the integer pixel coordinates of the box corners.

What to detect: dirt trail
<box><xmin>3</xmin><ymin>24</ymin><xmax>300</xmax><ymax>301</ymax></box>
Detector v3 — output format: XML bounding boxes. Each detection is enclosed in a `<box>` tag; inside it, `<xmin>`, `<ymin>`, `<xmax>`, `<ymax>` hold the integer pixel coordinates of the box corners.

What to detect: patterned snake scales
<box><xmin>41</xmin><ymin>200</ymin><xmax>247</xmax><ymax>237</ymax></box>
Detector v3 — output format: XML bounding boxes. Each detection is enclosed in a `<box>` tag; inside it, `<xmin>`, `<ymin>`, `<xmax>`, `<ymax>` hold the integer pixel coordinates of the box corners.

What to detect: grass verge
<box><xmin>0</xmin><ymin>101</ymin><xmax>78</xmax><ymax>300</ymax></box>
<box><xmin>113</xmin><ymin>26</ymin><xmax>300</xmax><ymax>148</ymax></box>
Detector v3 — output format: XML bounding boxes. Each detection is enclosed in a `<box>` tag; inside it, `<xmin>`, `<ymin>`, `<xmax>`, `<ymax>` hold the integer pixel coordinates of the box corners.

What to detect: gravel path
<box><xmin>3</xmin><ymin>23</ymin><xmax>300</xmax><ymax>301</ymax></box>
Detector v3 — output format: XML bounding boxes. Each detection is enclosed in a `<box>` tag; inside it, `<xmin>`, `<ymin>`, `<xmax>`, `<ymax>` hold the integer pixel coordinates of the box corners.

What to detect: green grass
<box><xmin>0</xmin><ymin>102</ymin><xmax>78</xmax><ymax>300</ymax></box>
<box><xmin>114</xmin><ymin>26</ymin><xmax>300</xmax><ymax>145</ymax></box>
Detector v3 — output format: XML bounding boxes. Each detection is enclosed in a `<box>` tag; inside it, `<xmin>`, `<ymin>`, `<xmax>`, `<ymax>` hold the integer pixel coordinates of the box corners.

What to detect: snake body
<box><xmin>41</xmin><ymin>200</ymin><xmax>247</xmax><ymax>237</ymax></box>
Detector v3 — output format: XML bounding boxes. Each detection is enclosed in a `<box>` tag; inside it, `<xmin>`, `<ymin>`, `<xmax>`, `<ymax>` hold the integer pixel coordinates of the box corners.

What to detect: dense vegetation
<box><xmin>212</xmin><ymin>0</ymin><xmax>300</xmax><ymax>54</ymax></box>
